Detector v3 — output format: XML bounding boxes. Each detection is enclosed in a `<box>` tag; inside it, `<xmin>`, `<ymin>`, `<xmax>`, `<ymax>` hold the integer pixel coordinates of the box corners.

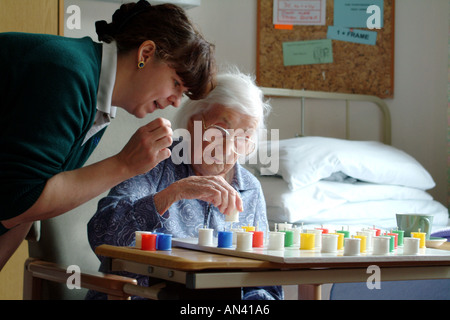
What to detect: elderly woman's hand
<box><xmin>154</xmin><ymin>175</ymin><xmax>243</xmax><ymax>216</ymax></box>
<box><xmin>115</xmin><ymin>118</ymin><xmax>173</xmax><ymax>178</ymax></box>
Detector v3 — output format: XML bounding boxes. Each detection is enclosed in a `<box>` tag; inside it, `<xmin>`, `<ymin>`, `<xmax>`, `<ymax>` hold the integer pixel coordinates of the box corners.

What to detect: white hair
<box><xmin>174</xmin><ymin>67</ymin><xmax>271</xmax><ymax>136</ymax></box>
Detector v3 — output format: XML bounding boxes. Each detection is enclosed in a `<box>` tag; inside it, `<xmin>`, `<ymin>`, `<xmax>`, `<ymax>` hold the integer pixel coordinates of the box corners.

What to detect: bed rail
<box><xmin>261</xmin><ymin>87</ymin><xmax>392</xmax><ymax>145</ymax></box>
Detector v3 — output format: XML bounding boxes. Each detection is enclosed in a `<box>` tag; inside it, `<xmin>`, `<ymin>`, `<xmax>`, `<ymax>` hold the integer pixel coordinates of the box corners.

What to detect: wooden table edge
<box><xmin>95</xmin><ymin>244</ymin><xmax>450</xmax><ymax>272</ymax></box>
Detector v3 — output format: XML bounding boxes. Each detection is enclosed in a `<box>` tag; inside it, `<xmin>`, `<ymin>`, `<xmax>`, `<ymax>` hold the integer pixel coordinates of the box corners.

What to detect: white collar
<box><xmin>82</xmin><ymin>41</ymin><xmax>118</xmax><ymax>146</ymax></box>
<box><xmin>96</xmin><ymin>41</ymin><xmax>117</xmax><ymax>118</ymax></box>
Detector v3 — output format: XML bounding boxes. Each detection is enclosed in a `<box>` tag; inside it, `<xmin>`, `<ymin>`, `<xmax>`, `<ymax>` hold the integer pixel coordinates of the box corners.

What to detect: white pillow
<box><xmin>254</xmin><ymin>137</ymin><xmax>435</xmax><ymax>190</ymax></box>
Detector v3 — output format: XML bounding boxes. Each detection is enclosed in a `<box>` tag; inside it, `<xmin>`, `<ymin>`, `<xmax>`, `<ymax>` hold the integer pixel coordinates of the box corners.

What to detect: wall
<box><xmin>448</xmin><ymin>3</ymin><xmax>450</xmax><ymax>206</ymax></box>
<box><xmin>64</xmin><ymin>0</ymin><xmax>449</xmax><ymax>238</ymax></box>
<box><xmin>389</xmin><ymin>0</ymin><xmax>448</xmax><ymax>207</ymax></box>
<box><xmin>190</xmin><ymin>0</ymin><xmax>450</xmax><ymax>207</ymax></box>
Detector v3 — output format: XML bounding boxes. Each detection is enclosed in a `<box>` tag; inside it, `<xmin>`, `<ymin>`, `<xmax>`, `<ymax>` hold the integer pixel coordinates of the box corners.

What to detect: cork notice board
<box><xmin>257</xmin><ymin>0</ymin><xmax>395</xmax><ymax>98</ymax></box>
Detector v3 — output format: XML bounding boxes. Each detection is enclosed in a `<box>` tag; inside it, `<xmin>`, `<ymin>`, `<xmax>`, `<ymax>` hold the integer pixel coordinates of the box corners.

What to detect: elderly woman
<box><xmin>87</xmin><ymin>69</ymin><xmax>283</xmax><ymax>300</ymax></box>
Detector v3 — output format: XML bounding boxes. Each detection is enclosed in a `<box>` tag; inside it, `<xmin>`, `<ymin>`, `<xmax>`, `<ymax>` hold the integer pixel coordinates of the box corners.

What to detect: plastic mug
<box><xmin>282</xmin><ymin>230</ymin><xmax>294</xmax><ymax>247</ymax></box>
<box><xmin>268</xmin><ymin>232</ymin><xmax>285</xmax><ymax>250</ymax></box>
<box><xmin>198</xmin><ymin>228</ymin><xmax>214</xmax><ymax>246</ymax></box>
<box><xmin>396</xmin><ymin>213</ymin><xmax>433</xmax><ymax>239</ymax></box>
<box><xmin>251</xmin><ymin>231</ymin><xmax>264</xmax><ymax>248</ymax></box>
<box><xmin>403</xmin><ymin>237</ymin><xmax>420</xmax><ymax>255</ymax></box>
<box><xmin>236</xmin><ymin>231</ymin><xmax>253</xmax><ymax>251</ymax></box>
<box><xmin>411</xmin><ymin>231</ymin><xmax>426</xmax><ymax>248</ymax></box>
<box><xmin>225</xmin><ymin>209</ymin><xmax>239</xmax><ymax>222</ymax></box>
<box><xmin>218</xmin><ymin>231</ymin><xmax>233</xmax><ymax>248</ymax></box>
<box><xmin>344</xmin><ymin>238</ymin><xmax>361</xmax><ymax>256</ymax></box>
<box><xmin>300</xmin><ymin>233</ymin><xmax>315</xmax><ymax>250</ymax></box>
<box><xmin>141</xmin><ymin>233</ymin><xmax>157</xmax><ymax>251</ymax></box>
<box><xmin>372</xmin><ymin>236</ymin><xmax>391</xmax><ymax>255</ymax></box>
<box><xmin>321</xmin><ymin>234</ymin><xmax>339</xmax><ymax>253</ymax></box>
<box><xmin>157</xmin><ymin>234</ymin><xmax>172</xmax><ymax>251</ymax></box>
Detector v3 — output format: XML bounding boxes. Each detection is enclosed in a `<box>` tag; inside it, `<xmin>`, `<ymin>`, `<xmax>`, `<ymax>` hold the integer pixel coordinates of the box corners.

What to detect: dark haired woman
<box><xmin>0</xmin><ymin>0</ymin><xmax>216</xmax><ymax>269</ymax></box>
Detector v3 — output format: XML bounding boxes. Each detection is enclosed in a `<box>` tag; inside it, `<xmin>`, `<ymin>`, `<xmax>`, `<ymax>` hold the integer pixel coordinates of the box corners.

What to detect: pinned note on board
<box><xmin>273</xmin><ymin>0</ymin><xmax>326</xmax><ymax>26</ymax></box>
<box><xmin>282</xmin><ymin>39</ymin><xmax>333</xmax><ymax>66</ymax></box>
<box><xmin>334</xmin><ymin>0</ymin><xmax>384</xmax><ymax>28</ymax></box>
<box><xmin>257</xmin><ymin>0</ymin><xmax>395</xmax><ymax>98</ymax></box>
<box><xmin>327</xmin><ymin>26</ymin><xmax>377</xmax><ymax>45</ymax></box>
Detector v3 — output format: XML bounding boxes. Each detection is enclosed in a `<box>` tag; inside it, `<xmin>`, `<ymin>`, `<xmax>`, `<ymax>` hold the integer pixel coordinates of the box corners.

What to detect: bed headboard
<box><xmin>261</xmin><ymin>87</ymin><xmax>392</xmax><ymax>145</ymax></box>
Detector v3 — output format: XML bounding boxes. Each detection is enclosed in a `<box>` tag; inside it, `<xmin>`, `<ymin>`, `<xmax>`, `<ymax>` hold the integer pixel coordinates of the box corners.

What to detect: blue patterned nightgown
<box><xmin>86</xmin><ymin>140</ymin><xmax>283</xmax><ymax>300</ymax></box>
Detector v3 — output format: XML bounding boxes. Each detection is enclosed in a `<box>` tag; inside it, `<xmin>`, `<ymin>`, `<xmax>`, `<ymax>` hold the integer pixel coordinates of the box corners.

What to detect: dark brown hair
<box><xmin>95</xmin><ymin>0</ymin><xmax>216</xmax><ymax>100</ymax></box>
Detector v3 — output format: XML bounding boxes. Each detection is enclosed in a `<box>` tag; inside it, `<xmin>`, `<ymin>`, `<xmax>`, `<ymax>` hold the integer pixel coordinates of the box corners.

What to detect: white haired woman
<box><xmin>87</xmin><ymin>69</ymin><xmax>283</xmax><ymax>300</ymax></box>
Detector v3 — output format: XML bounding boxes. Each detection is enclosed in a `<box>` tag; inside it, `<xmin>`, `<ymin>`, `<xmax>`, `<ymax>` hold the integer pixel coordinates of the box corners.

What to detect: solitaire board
<box><xmin>172</xmin><ymin>237</ymin><xmax>450</xmax><ymax>264</ymax></box>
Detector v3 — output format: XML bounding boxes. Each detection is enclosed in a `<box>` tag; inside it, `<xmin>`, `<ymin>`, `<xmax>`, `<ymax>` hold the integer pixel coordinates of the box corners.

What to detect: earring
<box><xmin>138</xmin><ymin>60</ymin><xmax>145</xmax><ymax>69</ymax></box>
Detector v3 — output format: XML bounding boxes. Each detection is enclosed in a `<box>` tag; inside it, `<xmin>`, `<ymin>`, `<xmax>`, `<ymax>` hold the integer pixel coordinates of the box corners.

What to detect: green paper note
<box><xmin>283</xmin><ymin>39</ymin><xmax>333</xmax><ymax>66</ymax></box>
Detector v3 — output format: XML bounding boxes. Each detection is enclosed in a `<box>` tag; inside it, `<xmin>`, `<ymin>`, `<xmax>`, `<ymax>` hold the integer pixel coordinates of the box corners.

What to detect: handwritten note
<box><xmin>273</xmin><ymin>0</ymin><xmax>326</xmax><ymax>26</ymax></box>
<box><xmin>327</xmin><ymin>26</ymin><xmax>377</xmax><ymax>45</ymax></box>
<box><xmin>283</xmin><ymin>39</ymin><xmax>333</xmax><ymax>66</ymax></box>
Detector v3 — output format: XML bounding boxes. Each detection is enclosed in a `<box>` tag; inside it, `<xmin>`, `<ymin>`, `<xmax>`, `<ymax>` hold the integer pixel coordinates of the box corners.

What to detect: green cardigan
<box><xmin>0</xmin><ymin>32</ymin><xmax>105</xmax><ymax>221</ymax></box>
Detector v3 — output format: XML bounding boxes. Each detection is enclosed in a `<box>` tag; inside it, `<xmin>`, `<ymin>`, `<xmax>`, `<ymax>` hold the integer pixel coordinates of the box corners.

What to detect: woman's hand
<box><xmin>154</xmin><ymin>175</ymin><xmax>243</xmax><ymax>216</ymax></box>
<box><xmin>2</xmin><ymin>119</ymin><xmax>173</xmax><ymax>231</ymax></box>
<box><xmin>116</xmin><ymin>117</ymin><xmax>173</xmax><ymax>177</ymax></box>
